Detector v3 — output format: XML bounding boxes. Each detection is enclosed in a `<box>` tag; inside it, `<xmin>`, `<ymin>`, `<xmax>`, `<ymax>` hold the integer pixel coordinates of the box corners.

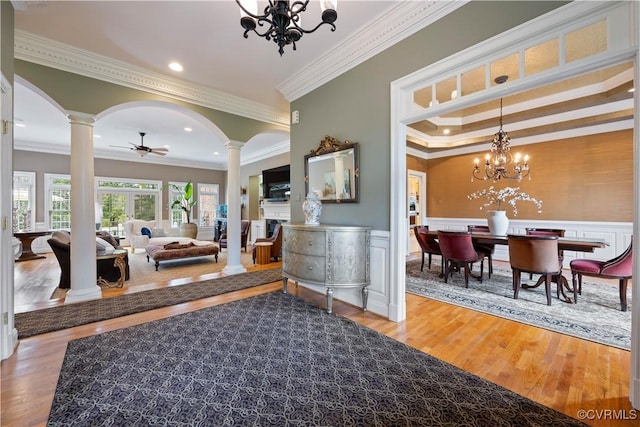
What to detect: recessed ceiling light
<box><xmin>213</xmin><ymin>152</ymin><xmax>219</xmax><ymax>156</ymax></box>
<box><xmin>14</xmin><ymin>123</ymin><xmax>26</xmax><ymax>128</ymax></box>
<box><xmin>94</xmin><ymin>134</ymin><xmax>101</xmax><ymax>138</ymax></box>
<box><xmin>184</xmin><ymin>127</ymin><xmax>192</xmax><ymax>132</ymax></box>
<box><xmin>169</xmin><ymin>62</ymin><xmax>183</xmax><ymax>72</ymax></box>
<box><xmin>628</xmin><ymin>87</ymin><xmax>635</xmax><ymax>93</ymax></box>
<box><xmin>443</xmin><ymin>129</ymin><xmax>450</xmax><ymax>135</ymax></box>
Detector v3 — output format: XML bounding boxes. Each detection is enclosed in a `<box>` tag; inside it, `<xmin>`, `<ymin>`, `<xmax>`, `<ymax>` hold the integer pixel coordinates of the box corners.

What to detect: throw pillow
<box><xmin>96</xmin><ymin>237</ymin><xmax>115</xmax><ymax>254</ymax></box>
<box><xmin>140</xmin><ymin>227</ymin><xmax>152</xmax><ymax>238</ymax></box>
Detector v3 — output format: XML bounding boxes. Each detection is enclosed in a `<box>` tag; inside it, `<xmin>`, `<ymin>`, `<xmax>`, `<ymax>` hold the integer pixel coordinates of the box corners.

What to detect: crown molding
<box><xmin>14</xmin><ymin>30</ymin><xmax>290</xmax><ymax>127</ymax></box>
<box><xmin>241</xmin><ymin>140</ymin><xmax>290</xmax><ymax>167</ymax></box>
<box><xmin>14</xmin><ymin>139</ymin><xmax>227</xmax><ymax>170</ymax></box>
<box><xmin>277</xmin><ymin>0</ymin><xmax>468</xmax><ymax>102</ymax></box>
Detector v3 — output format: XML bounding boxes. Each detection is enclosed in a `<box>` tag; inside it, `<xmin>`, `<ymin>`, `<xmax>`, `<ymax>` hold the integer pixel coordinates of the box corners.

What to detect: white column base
<box><xmin>64</xmin><ymin>285</ymin><xmax>102</xmax><ymax>304</ymax></box>
<box><xmin>222</xmin><ymin>264</ymin><xmax>248</xmax><ymax>275</ymax></box>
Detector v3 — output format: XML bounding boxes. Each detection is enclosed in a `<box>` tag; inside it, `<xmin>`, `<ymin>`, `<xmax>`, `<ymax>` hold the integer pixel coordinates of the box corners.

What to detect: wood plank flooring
<box><xmin>1</xmin><ymin>254</ymin><xmax>635</xmax><ymax>426</ymax></box>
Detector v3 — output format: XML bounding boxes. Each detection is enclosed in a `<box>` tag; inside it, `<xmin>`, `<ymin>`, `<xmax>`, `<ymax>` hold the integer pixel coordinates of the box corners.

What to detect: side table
<box><xmin>255</xmin><ymin>242</ymin><xmax>273</xmax><ymax>265</ymax></box>
<box><xmin>96</xmin><ymin>249</ymin><xmax>128</xmax><ymax>288</ymax></box>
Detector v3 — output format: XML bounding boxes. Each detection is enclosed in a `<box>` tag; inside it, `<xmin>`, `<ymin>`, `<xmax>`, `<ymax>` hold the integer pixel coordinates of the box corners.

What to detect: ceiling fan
<box><xmin>110</xmin><ymin>132</ymin><xmax>169</xmax><ymax>157</ymax></box>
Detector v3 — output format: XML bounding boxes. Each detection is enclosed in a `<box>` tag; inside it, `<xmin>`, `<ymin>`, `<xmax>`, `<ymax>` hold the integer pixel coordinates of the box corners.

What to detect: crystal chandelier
<box><xmin>472</xmin><ymin>76</ymin><xmax>530</xmax><ymax>182</ymax></box>
<box><xmin>236</xmin><ymin>0</ymin><xmax>337</xmax><ymax>56</ymax></box>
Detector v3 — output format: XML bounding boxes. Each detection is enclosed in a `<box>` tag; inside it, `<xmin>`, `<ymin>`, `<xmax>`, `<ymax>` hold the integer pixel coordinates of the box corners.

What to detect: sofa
<box><xmin>47</xmin><ymin>230</ymin><xmax>130</xmax><ymax>289</ymax></box>
<box><xmin>123</xmin><ymin>219</ymin><xmax>198</xmax><ymax>253</ymax></box>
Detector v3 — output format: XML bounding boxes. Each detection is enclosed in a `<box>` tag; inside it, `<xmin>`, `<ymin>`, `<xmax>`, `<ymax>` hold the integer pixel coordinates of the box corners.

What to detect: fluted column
<box><xmin>222</xmin><ymin>140</ymin><xmax>247</xmax><ymax>275</ymax></box>
<box><xmin>65</xmin><ymin>112</ymin><xmax>101</xmax><ymax>303</ymax></box>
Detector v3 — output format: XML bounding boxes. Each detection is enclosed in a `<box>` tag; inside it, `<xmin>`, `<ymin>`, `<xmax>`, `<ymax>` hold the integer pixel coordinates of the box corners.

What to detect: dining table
<box><xmin>425</xmin><ymin>230</ymin><xmax>609</xmax><ymax>303</ymax></box>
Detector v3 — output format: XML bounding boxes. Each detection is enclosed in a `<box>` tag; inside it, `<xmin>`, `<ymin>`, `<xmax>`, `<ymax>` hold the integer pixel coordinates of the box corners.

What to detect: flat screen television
<box><xmin>262</xmin><ymin>165</ymin><xmax>290</xmax><ymax>201</ymax></box>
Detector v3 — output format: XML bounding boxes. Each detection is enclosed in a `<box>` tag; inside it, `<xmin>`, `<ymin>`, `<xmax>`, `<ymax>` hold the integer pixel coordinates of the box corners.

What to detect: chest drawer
<box><xmin>282</xmin><ymin>251</ymin><xmax>326</xmax><ymax>283</ymax></box>
<box><xmin>283</xmin><ymin>228</ymin><xmax>326</xmax><ymax>256</ymax></box>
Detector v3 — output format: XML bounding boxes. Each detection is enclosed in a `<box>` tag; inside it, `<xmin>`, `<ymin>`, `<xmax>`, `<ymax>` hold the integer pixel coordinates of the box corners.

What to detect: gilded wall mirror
<box><xmin>305</xmin><ymin>136</ymin><xmax>359</xmax><ymax>203</ymax></box>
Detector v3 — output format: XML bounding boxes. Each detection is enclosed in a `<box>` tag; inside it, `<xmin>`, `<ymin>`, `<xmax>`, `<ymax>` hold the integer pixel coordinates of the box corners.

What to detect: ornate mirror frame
<box><xmin>304</xmin><ymin>135</ymin><xmax>360</xmax><ymax>203</ymax></box>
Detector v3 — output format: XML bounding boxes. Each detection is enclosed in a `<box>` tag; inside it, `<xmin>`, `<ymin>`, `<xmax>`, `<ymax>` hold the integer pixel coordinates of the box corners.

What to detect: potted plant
<box><xmin>169</xmin><ymin>180</ymin><xmax>198</xmax><ymax>238</ymax></box>
<box><xmin>467</xmin><ymin>186</ymin><xmax>542</xmax><ymax>235</ymax></box>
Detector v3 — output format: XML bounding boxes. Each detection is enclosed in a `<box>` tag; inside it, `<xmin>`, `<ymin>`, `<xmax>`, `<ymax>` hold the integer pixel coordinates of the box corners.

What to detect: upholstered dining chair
<box><xmin>467</xmin><ymin>224</ymin><xmax>494</xmax><ymax>278</ymax></box>
<box><xmin>525</xmin><ymin>228</ymin><xmax>565</xmax><ymax>280</ymax></box>
<box><xmin>508</xmin><ymin>235</ymin><xmax>562</xmax><ymax>306</ymax></box>
<box><xmin>437</xmin><ymin>230</ymin><xmax>486</xmax><ymax>288</ymax></box>
<box><xmin>219</xmin><ymin>220</ymin><xmax>250</xmax><ymax>252</ymax></box>
<box><xmin>413</xmin><ymin>225</ymin><xmax>442</xmax><ymax>272</ymax></box>
<box><xmin>569</xmin><ymin>241</ymin><xmax>633</xmax><ymax>311</ymax></box>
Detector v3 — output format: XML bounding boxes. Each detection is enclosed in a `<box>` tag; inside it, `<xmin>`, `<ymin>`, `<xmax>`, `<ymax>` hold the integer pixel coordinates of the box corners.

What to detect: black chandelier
<box><xmin>236</xmin><ymin>0</ymin><xmax>337</xmax><ymax>56</ymax></box>
<box><xmin>472</xmin><ymin>76</ymin><xmax>530</xmax><ymax>182</ymax></box>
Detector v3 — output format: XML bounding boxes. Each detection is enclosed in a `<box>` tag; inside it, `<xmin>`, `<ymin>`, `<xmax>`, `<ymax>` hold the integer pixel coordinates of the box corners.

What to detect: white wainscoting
<box><xmin>425</xmin><ymin>218</ymin><xmax>632</xmax><ymax>268</ymax></box>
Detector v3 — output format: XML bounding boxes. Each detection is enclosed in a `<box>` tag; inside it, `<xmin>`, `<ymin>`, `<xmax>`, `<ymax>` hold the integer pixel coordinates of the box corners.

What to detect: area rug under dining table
<box><xmin>406</xmin><ymin>259</ymin><xmax>631</xmax><ymax>350</ymax></box>
<box><xmin>47</xmin><ymin>291</ymin><xmax>587</xmax><ymax>426</ymax></box>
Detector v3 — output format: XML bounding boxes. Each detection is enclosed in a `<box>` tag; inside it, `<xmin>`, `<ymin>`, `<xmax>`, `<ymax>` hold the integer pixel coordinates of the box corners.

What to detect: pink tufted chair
<box><xmin>570</xmin><ymin>241</ymin><xmax>633</xmax><ymax>311</ymax></box>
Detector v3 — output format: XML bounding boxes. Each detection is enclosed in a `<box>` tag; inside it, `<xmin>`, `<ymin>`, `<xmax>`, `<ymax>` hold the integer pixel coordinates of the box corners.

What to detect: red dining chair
<box><xmin>467</xmin><ymin>225</ymin><xmax>494</xmax><ymax>278</ymax></box>
<box><xmin>508</xmin><ymin>235</ymin><xmax>562</xmax><ymax>306</ymax></box>
<box><xmin>570</xmin><ymin>241</ymin><xmax>633</xmax><ymax>311</ymax></box>
<box><xmin>437</xmin><ymin>231</ymin><xmax>485</xmax><ymax>288</ymax></box>
<box><xmin>413</xmin><ymin>226</ymin><xmax>442</xmax><ymax>272</ymax></box>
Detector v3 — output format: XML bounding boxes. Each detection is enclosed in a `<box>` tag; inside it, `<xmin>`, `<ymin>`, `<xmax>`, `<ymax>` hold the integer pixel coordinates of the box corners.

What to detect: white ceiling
<box><xmin>11</xmin><ymin>0</ymin><xmax>425</xmax><ymax>169</ymax></box>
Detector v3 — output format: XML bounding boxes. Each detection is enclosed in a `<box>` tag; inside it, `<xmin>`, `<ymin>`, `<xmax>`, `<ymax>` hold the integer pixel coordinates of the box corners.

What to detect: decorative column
<box><xmin>222</xmin><ymin>140</ymin><xmax>247</xmax><ymax>275</ymax></box>
<box><xmin>334</xmin><ymin>153</ymin><xmax>346</xmax><ymax>199</ymax></box>
<box><xmin>65</xmin><ymin>112</ymin><xmax>101</xmax><ymax>303</ymax></box>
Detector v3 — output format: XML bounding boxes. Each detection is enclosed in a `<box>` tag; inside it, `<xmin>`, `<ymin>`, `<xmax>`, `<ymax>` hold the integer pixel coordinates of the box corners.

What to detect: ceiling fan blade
<box><xmin>149</xmin><ymin>150</ymin><xmax>167</xmax><ymax>156</ymax></box>
<box><xmin>149</xmin><ymin>147</ymin><xmax>169</xmax><ymax>152</ymax></box>
<box><xmin>109</xmin><ymin>145</ymin><xmax>134</xmax><ymax>149</ymax></box>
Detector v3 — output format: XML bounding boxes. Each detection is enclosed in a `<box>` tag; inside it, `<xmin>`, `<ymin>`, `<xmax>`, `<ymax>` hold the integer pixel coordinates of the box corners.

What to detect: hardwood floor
<box><xmin>2</xmin><ymin>254</ymin><xmax>634</xmax><ymax>426</ymax></box>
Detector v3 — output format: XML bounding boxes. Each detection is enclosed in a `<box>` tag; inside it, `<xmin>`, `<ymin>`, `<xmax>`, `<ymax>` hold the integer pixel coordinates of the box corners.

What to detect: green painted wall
<box><xmin>290</xmin><ymin>1</ymin><xmax>567</xmax><ymax>230</ymax></box>
<box><xmin>1</xmin><ymin>1</ymin><xmax>14</xmax><ymax>80</ymax></box>
<box><xmin>14</xmin><ymin>60</ymin><xmax>288</xmax><ymax>143</ymax></box>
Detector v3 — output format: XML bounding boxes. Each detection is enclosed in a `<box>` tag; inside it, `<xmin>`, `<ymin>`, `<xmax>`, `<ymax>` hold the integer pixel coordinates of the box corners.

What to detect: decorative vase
<box><xmin>487</xmin><ymin>210</ymin><xmax>509</xmax><ymax>235</ymax></box>
<box><xmin>181</xmin><ymin>222</ymin><xmax>198</xmax><ymax>239</ymax></box>
<box><xmin>302</xmin><ymin>193</ymin><xmax>322</xmax><ymax>226</ymax></box>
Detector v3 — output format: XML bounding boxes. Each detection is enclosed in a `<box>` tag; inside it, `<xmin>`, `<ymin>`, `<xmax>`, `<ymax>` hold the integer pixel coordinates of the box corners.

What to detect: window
<box><xmin>45</xmin><ymin>174</ymin><xmax>71</xmax><ymax>230</ymax></box>
<box><xmin>198</xmin><ymin>183</ymin><xmax>219</xmax><ymax>226</ymax></box>
<box><xmin>168</xmin><ymin>181</ymin><xmax>189</xmax><ymax>227</ymax></box>
<box><xmin>96</xmin><ymin>177</ymin><xmax>161</xmax><ymax>236</ymax></box>
<box><xmin>13</xmin><ymin>171</ymin><xmax>35</xmax><ymax>232</ymax></box>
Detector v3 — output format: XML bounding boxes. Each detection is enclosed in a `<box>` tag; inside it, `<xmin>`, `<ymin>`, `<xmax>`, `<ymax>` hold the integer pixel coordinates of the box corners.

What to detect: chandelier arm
<box><xmin>289</xmin><ymin>0</ymin><xmax>311</xmax><ymax>15</ymax></box>
<box><xmin>290</xmin><ymin>20</ymin><xmax>337</xmax><ymax>34</ymax></box>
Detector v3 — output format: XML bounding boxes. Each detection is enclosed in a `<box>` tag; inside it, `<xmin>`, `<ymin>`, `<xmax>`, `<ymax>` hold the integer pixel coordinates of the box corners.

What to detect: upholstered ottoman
<box><xmin>145</xmin><ymin>242</ymin><xmax>219</xmax><ymax>270</ymax></box>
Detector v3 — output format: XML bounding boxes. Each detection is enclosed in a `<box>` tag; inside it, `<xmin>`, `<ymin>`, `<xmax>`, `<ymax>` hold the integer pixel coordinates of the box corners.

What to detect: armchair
<box><xmin>570</xmin><ymin>241</ymin><xmax>633</xmax><ymax>311</ymax></box>
<box><xmin>219</xmin><ymin>220</ymin><xmax>250</xmax><ymax>252</ymax></box>
<box><xmin>252</xmin><ymin>223</ymin><xmax>283</xmax><ymax>264</ymax></box>
<box><xmin>123</xmin><ymin>219</ymin><xmax>156</xmax><ymax>253</ymax></box>
<box><xmin>48</xmin><ymin>230</ymin><xmax>130</xmax><ymax>289</ymax></box>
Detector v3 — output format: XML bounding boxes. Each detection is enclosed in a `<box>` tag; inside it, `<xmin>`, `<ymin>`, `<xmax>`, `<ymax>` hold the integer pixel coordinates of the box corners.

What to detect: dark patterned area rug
<box><xmin>48</xmin><ymin>291</ymin><xmax>586</xmax><ymax>427</ymax></box>
<box><xmin>406</xmin><ymin>260</ymin><xmax>631</xmax><ymax>350</ymax></box>
<box><xmin>16</xmin><ymin>268</ymin><xmax>282</xmax><ymax>338</ymax></box>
